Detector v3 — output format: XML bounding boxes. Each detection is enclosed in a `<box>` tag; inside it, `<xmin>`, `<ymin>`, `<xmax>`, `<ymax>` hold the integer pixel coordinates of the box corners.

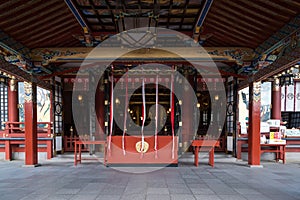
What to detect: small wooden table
<box><xmin>74</xmin><ymin>140</ymin><xmax>106</xmax><ymax>166</ymax></box>
<box><xmin>237</xmin><ymin>139</ymin><xmax>286</xmax><ymax>164</ymax></box>
<box><xmin>260</xmin><ymin>143</ymin><xmax>286</xmax><ymax>164</ymax></box>
<box><xmin>191</xmin><ymin>140</ymin><xmax>220</xmax><ymax>167</ymax></box>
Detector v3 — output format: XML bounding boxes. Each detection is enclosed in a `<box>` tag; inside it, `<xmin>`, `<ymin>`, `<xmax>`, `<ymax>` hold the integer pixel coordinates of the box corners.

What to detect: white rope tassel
<box><xmin>108</xmin><ymin>72</ymin><xmax>114</xmax><ymax>155</ymax></box>
<box><xmin>171</xmin><ymin>73</ymin><xmax>175</xmax><ymax>159</ymax></box>
<box><xmin>155</xmin><ymin>74</ymin><xmax>158</xmax><ymax>158</ymax></box>
<box><xmin>122</xmin><ymin>71</ymin><xmax>128</xmax><ymax>156</ymax></box>
<box><xmin>141</xmin><ymin>78</ymin><xmax>146</xmax><ymax>157</ymax></box>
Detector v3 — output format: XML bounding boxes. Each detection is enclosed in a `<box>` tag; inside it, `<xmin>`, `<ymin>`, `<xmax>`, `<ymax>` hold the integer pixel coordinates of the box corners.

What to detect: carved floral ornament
<box><xmin>273</xmin><ymin>77</ymin><xmax>280</xmax><ymax>91</ymax></box>
<box><xmin>253</xmin><ymin>81</ymin><xmax>261</xmax><ymax>102</ymax></box>
<box><xmin>30</xmin><ymin>47</ymin><xmax>253</xmax><ymax>66</ymax></box>
<box><xmin>31</xmin><ymin>48</ymin><xmax>88</xmax><ymax>65</ymax></box>
<box><xmin>9</xmin><ymin>78</ymin><xmax>17</xmax><ymax>92</ymax></box>
<box><xmin>24</xmin><ymin>81</ymin><xmax>32</xmax><ymax>103</ymax></box>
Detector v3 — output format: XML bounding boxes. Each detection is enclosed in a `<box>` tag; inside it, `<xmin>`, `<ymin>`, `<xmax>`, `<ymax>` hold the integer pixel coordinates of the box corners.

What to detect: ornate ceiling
<box><xmin>0</xmin><ymin>0</ymin><xmax>300</xmax><ymax>84</ymax></box>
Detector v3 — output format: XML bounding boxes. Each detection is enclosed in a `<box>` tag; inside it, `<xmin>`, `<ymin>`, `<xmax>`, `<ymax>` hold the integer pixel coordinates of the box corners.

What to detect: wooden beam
<box><xmin>167</xmin><ymin>0</ymin><xmax>173</xmax><ymax>29</ymax></box>
<box><xmin>238</xmin><ymin>45</ymin><xmax>300</xmax><ymax>90</ymax></box>
<box><xmin>248</xmin><ymin>82</ymin><xmax>261</xmax><ymax>166</ymax></box>
<box><xmin>0</xmin><ymin>58</ymin><xmax>51</xmax><ymax>90</ymax></box>
<box><xmin>179</xmin><ymin>0</ymin><xmax>190</xmax><ymax>30</ymax></box>
<box><xmin>24</xmin><ymin>82</ymin><xmax>38</xmax><ymax>166</ymax></box>
<box><xmin>39</xmin><ymin>68</ymin><xmax>79</xmax><ymax>80</ymax></box>
<box><xmin>194</xmin><ymin>0</ymin><xmax>214</xmax><ymax>27</ymax></box>
<box><xmin>254</xmin><ymin>14</ymin><xmax>300</xmax><ymax>56</ymax></box>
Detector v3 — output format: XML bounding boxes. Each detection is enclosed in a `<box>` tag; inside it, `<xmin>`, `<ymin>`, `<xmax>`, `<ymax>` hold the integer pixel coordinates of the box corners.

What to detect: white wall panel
<box><xmin>281</xmin><ymin>86</ymin><xmax>286</xmax><ymax>111</ymax></box>
<box><xmin>285</xmin><ymin>85</ymin><xmax>295</xmax><ymax>111</ymax></box>
<box><xmin>296</xmin><ymin>82</ymin><xmax>300</xmax><ymax>111</ymax></box>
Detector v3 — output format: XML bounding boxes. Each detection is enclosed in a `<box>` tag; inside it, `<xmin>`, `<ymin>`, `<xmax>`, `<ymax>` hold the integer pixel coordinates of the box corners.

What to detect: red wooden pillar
<box><xmin>24</xmin><ymin>81</ymin><xmax>38</xmax><ymax>166</ymax></box>
<box><xmin>95</xmin><ymin>84</ymin><xmax>105</xmax><ymax>140</ymax></box>
<box><xmin>8</xmin><ymin>79</ymin><xmax>19</xmax><ymax>122</ymax></box>
<box><xmin>248</xmin><ymin>82</ymin><xmax>261</xmax><ymax>166</ymax></box>
<box><xmin>271</xmin><ymin>78</ymin><xmax>281</xmax><ymax>120</ymax></box>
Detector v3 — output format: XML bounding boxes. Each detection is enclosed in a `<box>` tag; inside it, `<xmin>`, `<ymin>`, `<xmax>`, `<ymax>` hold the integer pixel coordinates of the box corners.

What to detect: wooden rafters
<box><xmin>238</xmin><ymin>45</ymin><xmax>300</xmax><ymax>90</ymax></box>
<box><xmin>0</xmin><ymin>0</ymin><xmax>82</xmax><ymax>49</ymax></box>
<box><xmin>0</xmin><ymin>30</ymin><xmax>31</xmax><ymax>58</ymax></box>
<box><xmin>167</xmin><ymin>0</ymin><xmax>173</xmax><ymax>29</ymax></box>
<box><xmin>88</xmin><ymin>0</ymin><xmax>105</xmax><ymax>29</ymax></box>
<box><xmin>0</xmin><ymin>1</ymin><xmax>57</xmax><ymax>27</ymax></box>
<box><xmin>26</xmin><ymin>24</ymin><xmax>80</xmax><ymax>48</ymax></box>
<box><xmin>254</xmin><ymin>15</ymin><xmax>300</xmax><ymax>56</ymax></box>
<box><xmin>179</xmin><ymin>0</ymin><xmax>189</xmax><ymax>30</ymax></box>
<box><xmin>0</xmin><ymin>58</ymin><xmax>51</xmax><ymax>90</ymax></box>
<box><xmin>203</xmin><ymin>0</ymin><xmax>300</xmax><ymax>48</ymax></box>
<box><xmin>104</xmin><ymin>0</ymin><xmax>118</xmax><ymax>32</ymax></box>
<box><xmin>5</xmin><ymin>4</ymin><xmax>69</xmax><ymax>33</ymax></box>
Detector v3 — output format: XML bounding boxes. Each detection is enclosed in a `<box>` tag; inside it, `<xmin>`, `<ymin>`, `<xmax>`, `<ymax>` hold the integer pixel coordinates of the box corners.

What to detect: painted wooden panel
<box><xmin>285</xmin><ymin>85</ymin><xmax>294</xmax><ymax>111</ymax></box>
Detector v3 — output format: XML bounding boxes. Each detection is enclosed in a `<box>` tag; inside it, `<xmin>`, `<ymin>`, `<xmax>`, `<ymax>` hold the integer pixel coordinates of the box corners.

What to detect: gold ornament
<box><xmin>135</xmin><ymin>141</ymin><xmax>149</xmax><ymax>153</ymax></box>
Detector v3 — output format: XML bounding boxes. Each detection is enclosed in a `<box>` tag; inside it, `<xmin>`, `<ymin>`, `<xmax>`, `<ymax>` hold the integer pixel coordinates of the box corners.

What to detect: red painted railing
<box><xmin>2</xmin><ymin>121</ymin><xmax>52</xmax><ymax>138</ymax></box>
<box><xmin>0</xmin><ymin>121</ymin><xmax>53</xmax><ymax>160</ymax></box>
<box><xmin>64</xmin><ymin>135</ymin><xmax>90</xmax><ymax>152</ymax></box>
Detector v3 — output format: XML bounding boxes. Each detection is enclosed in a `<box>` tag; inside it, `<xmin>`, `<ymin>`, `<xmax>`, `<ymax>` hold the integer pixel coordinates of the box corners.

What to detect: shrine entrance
<box><xmin>104</xmin><ymin>65</ymin><xmax>181</xmax><ymax>166</ymax></box>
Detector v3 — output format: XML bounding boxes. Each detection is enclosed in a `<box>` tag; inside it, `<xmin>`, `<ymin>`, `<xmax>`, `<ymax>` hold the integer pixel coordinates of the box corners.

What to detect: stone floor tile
<box><xmin>190</xmin><ymin>188</ymin><xmax>215</xmax><ymax>195</ymax></box>
<box><xmin>55</xmin><ymin>188</ymin><xmax>80</xmax><ymax>195</ymax></box>
<box><xmin>95</xmin><ymin>195</ymin><xmax>121</xmax><ymax>200</ymax></box>
<box><xmin>147</xmin><ymin>187</ymin><xmax>169</xmax><ymax>195</ymax></box>
<box><xmin>170</xmin><ymin>194</ymin><xmax>196</xmax><ymax>200</ymax></box>
<box><xmin>218</xmin><ymin>194</ymin><xmax>247</xmax><ymax>200</ymax></box>
<box><xmin>71</xmin><ymin>194</ymin><xmax>98</xmax><ymax>200</ymax></box>
<box><xmin>123</xmin><ymin>186</ymin><xmax>147</xmax><ymax>195</ymax></box>
<box><xmin>146</xmin><ymin>194</ymin><xmax>170</xmax><ymax>200</ymax></box>
<box><xmin>242</xmin><ymin>194</ymin><xmax>272</xmax><ymax>200</ymax></box>
<box><xmin>120</xmin><ymin>194</ymin><xmax>146</xmax><ymax>200</ymax></box>
<box><xmin>45</xmin><ymin>194</ymin><xmax>74</xmax><ymax>200</ymax></box>
<box><xmin>233</xmin><ymin>188</ymin><xmax>261</xmax><ymax>195</ymax></box>
<box><xmin>168</xmin><ymin>187</ymin><xmax>192</xmax><ymax>194</ymax></box>
<box><xmin>20</xmin><ymin>194</ymin><xmax>49</xmax><ymax>200</ymax></box>
<box><xmin>194</xmin><ymin>195</ymin><xmax>221</xmax><ymax>200</ymax></box>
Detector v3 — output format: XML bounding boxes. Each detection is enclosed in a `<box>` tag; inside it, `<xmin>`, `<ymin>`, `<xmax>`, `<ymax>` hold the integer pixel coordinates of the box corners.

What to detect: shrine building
<box><xmin>1</xmin><ymin>0</ymin><xmax>300</xmax><ymax>169</ymax></box>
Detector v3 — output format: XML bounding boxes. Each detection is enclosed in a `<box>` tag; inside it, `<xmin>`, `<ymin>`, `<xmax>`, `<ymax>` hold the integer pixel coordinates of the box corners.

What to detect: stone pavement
<box><xmin>0</xmin><ymin>153</ymin><xmax>299</xmax><ymax>200</ymax></box>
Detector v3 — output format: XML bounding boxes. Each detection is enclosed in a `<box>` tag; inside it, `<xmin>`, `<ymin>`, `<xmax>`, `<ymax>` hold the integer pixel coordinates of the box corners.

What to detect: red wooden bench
<box><xmin>191</xmin><ymin>140</ymin><xmax>220</xmax><ymax>167</ymax></box>
<box><xmin>74</xmin><ymin>140</ymin><xmax>106</xmax><ymax>166</ymax></box>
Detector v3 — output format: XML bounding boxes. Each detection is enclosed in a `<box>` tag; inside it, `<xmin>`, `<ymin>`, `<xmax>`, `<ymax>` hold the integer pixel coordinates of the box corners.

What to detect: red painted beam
<box><xmin>24</xmin><ymin>82</ymin><xmax>38</xmax><ymax>166</ymax></box>
<box><xmin>248</xmin><ymin>82</ymin><xmax>261</xmax><ymax>166</ymax></box>
<box><xmin>8</xmin><ymin>80</ymin><xmax>19</xmax><ymax>122</ymax></box>
<box><xmin>271</xmin><ymin>80</ymin><xmax>281</xmax><ymax>120</ymax></box>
